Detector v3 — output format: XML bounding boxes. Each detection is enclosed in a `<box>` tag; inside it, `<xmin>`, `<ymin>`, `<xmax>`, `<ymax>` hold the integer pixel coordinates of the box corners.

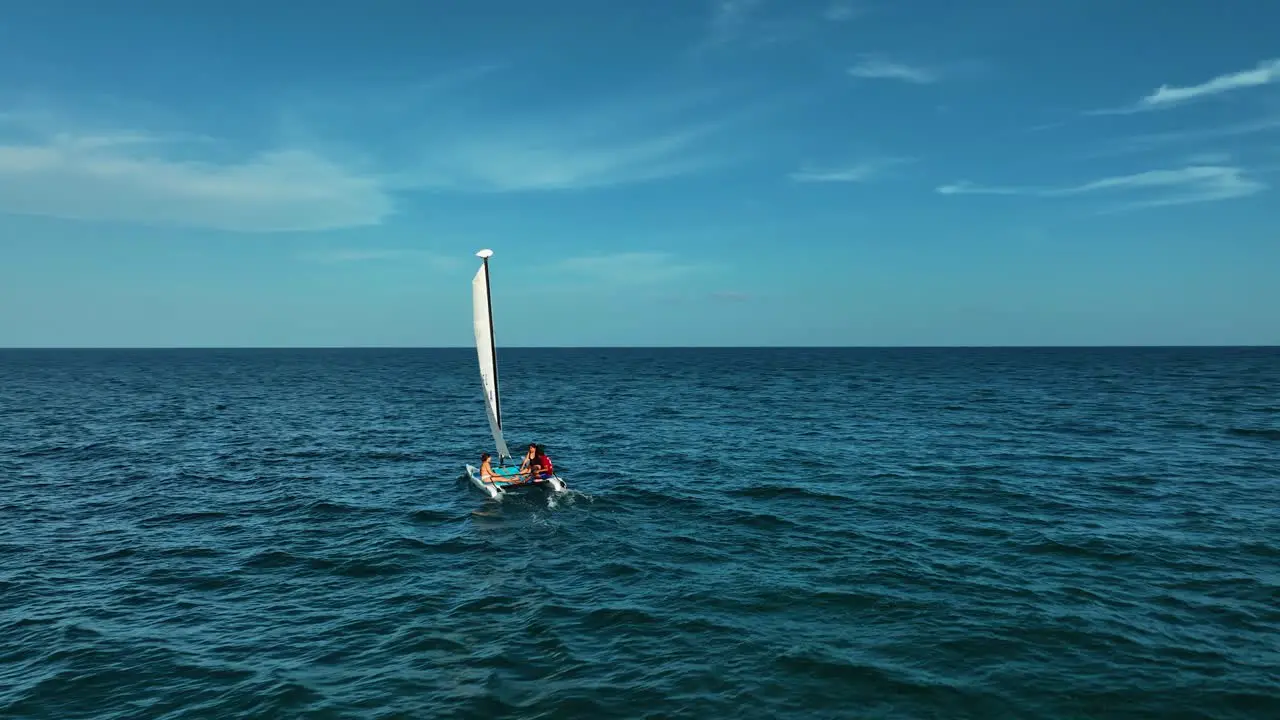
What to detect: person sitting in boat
<box><xmin>530</xmin><ymin>445</ymin><xmax>554</xmax><ymax>479</ymax></box>
<box><xmin>517</xmin><ymin>443</ymin><xmax>538</xmax><ymax>477</ymax></box>
<box><xmin>478</xmin><ymin>452</ymin><xmax>499</xmax><ymax>483</ymax></box>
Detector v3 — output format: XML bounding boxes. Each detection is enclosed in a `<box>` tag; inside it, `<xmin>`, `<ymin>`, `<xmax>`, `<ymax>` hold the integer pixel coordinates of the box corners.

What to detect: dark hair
<box><xmin>534</xmin><ymin>444</ymin><xmax>546</xmax><ymax>457</ymax></box>
<box><xmin>480</xmin><ymin>452</ymin><xmax>490</xmax><ymax>461</ymax></box>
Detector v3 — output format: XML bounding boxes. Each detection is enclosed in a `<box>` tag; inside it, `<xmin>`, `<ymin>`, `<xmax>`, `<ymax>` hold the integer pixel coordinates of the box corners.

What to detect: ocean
<box><xmin>1</xmin><ymin>347</ymin><xmax>1277</xmax><ymax>719</ymax></box>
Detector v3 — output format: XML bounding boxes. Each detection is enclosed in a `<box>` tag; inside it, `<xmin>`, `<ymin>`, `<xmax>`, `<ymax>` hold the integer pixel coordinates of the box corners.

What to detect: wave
<box><xmin>1226</xmin><ymin>427</ymin><xmax>1280</xmax><ymax>441</ymax></box>
<box><xmin>726</xmin><ymin>484</ymin><xmax>856</xmax><ymax>503</ymax></box>
<box><xmin>7</xmin><ymin>347</ymin><xmax>1280</xmax><ymax>719</ymax></box>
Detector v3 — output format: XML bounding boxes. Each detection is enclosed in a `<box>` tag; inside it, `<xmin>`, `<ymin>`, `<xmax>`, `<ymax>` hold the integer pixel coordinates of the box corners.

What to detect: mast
<box><xmin>476</xmin><ymin>249</ymin><xmax>505</xmax><ymax>461</ymax></box>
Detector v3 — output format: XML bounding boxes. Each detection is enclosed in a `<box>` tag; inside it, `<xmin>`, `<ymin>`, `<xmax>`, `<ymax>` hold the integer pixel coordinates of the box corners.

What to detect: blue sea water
<box><xmin>1</xmin><ymin>347</ymin><xmax>1278</xmax><ymax>719</ymax></box>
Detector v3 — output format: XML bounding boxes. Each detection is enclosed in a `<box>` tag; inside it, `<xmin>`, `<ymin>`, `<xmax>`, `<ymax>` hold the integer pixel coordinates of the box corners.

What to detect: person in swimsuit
<box><xmin>478</xmin><ymin>452</ymin><xmax>499</xmax><ymax>484</ymax></box>
<box><xmin>517</xmin><ymin>443</ymin><xmax>538</xmax><ymax>478</ymax></box>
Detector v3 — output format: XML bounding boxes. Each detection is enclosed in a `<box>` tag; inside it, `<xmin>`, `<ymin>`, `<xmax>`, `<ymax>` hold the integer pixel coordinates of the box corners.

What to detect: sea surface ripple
<box><xmin>1</xmin><ymin>348</ymin><xmax>1278</xmax><ymax>719</ymax></box>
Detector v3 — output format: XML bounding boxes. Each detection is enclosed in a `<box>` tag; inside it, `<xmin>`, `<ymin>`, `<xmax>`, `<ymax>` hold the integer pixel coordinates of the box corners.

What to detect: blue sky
<box><xmin>0</xmin><ymin>0</ymin><xmax>1277</xmax><ymax>347</ymax></box>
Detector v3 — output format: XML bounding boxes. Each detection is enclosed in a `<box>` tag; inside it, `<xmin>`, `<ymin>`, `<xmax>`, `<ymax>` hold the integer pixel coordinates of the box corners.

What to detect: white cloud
<box><xmin>938</xmin><ymin>165</ymin><xmax>1266</xmax><ymax>208</ymax></box>
<box><xmin>936</xmin><ymin>163</ymin><xmax>1264</xmax><ymax>207</ymax></box>
<box><xmin>848</xmin><ymin>56</ymin><xmax>938</xmax><ymax>84</ymax></box>
<box><xmin>790</xmin><ymin>156</ymin><xmax>913</xmax><ymax>182</ymax></box>
<box><xmin>1091</xmin><ymin>58</ymin><xmax>1280</xmax><ymax>115</ymax></box>
<box><xmin>1059</xmin><ymin>166</ymin><xmax>1260</xmax><ymax>201</ymax></box>
<box><xmin>936</xmin><ymin>181</ymin><xmax>1027</xmax><ymax>196</ymax></box>
<box><xmin>1142</xmin><ymin>59</ymin><xmax>1280</xmax><ymax>109</ymax></box>
<box><xmin>0</xmin><ymin>130</ymin><xmax>391</xmax><ymax>232</ymax></box>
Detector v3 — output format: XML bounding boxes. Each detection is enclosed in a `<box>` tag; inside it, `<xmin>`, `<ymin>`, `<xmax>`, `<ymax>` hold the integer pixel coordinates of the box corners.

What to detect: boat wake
<box><xmin>546</xmin><ymin>486</ymin><xmax>593</xmax><ymax>510</ymax></box>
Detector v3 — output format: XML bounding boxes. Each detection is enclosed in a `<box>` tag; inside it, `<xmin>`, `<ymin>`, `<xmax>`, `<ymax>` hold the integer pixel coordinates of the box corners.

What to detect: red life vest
<box><xmin>535</xmin><ymin>454</ymin><xmax>553</xmax><ymax>475</ymax></box>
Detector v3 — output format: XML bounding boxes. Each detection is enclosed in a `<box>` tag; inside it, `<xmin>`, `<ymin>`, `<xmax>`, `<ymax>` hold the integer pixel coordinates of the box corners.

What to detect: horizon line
<box><xmin>1</xmin><ymin>345</ymin><xmax>1276</xmax><ymax>351</ymax></box>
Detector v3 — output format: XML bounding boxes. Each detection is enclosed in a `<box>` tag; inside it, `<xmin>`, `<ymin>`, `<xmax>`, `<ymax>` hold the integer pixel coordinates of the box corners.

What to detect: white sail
<box><xmin>472</xmin><ymin>257</ymin><xmax>511</xmax><ymax>461</ymax></box>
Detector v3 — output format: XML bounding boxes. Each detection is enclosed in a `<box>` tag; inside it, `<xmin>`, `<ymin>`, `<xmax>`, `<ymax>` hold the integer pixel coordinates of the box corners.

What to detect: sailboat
<box><xmin>464</xmin><ymin>249</ymin><xmax>568</xmax><ymax>499</ymax></box>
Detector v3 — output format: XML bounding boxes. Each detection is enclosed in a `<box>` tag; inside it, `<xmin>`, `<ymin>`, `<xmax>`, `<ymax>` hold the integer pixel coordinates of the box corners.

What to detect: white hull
<box><xmin>465</xmin><ymin>464</ymin><xmax>568</xmax><ymax>499</ymax></box>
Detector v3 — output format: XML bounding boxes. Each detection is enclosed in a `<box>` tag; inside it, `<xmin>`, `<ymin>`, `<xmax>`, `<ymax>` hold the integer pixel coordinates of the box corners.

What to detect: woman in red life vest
<box><xmin>531</xmin><ymin>444</ymin><xmax>554</xmax><ymax>479</ymax></box>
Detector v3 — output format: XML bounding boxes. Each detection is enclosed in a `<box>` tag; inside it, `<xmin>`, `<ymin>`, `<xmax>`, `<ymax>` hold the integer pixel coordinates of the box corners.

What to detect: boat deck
<box><xmin>489</xmin><ymin>465</ymin><xmax>551</xmax><ymax>484</ymax></box>
<box><xmin>478</xmin><ymin>463</ymin><xmax>548</xmax><ymax>482</ymax></box>
<box><xmin>465</xmin><ymin>462</ymin><xmax>564</xmax><ymax>497</ymax></box>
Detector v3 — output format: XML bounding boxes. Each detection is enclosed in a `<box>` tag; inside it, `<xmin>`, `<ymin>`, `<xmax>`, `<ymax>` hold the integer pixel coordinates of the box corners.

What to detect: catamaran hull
<box><xmin>465</xmin><ymin>464</ymin><xmax>568</xmax><ymax>499</ymax></box>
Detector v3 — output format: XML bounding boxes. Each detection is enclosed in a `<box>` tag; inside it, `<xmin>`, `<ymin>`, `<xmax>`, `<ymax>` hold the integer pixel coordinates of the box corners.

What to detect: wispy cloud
<box><xmin>1093</xmin><ymin>113</ymin><xmax>1280</xmax><ymax>156</ymax></box>
<box><xmin>303</xmin><ymin>249</ymin><xmax>458</xmax><ymax>267</ymax></box>
<box><xmin>295</xmin><ymin>68</ymin><xmax>756</xmax><ymax>193</ymax></box>
<box><xmin>1142</xmin><ymin>59</ymin><xmax>1280</xmax><ymax>109</ymax></box>
<box><xmin>381</xmin><ymin>86</ymin><xmax>757</xmax><ymax>192</ymax></box>
<box><xmin>936</xmin><ymin>181</ymin><xmax>1027</xmax><ymax>196</ymax></box>
<box><xmin>693</xmin><ymin>0</ymin><xmax>828</xmax><ymax>57</ymax></box>
<box><xmin>790</xmin><ymin>156</ymin><xmax>913</xmax><ymax>182</ymax></box>
<box><xmin>824</xmin><ymin>1</ymin><xmax>865</xmax><ymax>22</ymax></box>
<box><xmin>0</xmin><ymin>65</ymin><xmax>757</xmax><ymax>232</ymax></box>
<box><xmin>308</xmin><ymin>249</ymin><xmax>403</xmax><ymax>262</ymax></box>
<box><xmin>938</xmin><ymin>165</ymin><xmax>1266</xmax><ymax>209</ymax></box>
<box><xmin>401</xmin><ymin>123</ymin><xmax>729</xmax><ymax>193</ymax></box>
<box><xmin>700</xmin><ymin>0</ymin><xmax>767</xmax><ymax>50</ymax></box>
<box><xmin>554</xmin><ymin>252</ymin><xmax>703</xmax><ymax>285</ymax></box>
<box><xmin>1185</xmin><ymin>151</ymin><xmax>1232</xmax><ymax>165</ymax></box>
<box><xmin>1091</xmin><ymin>58</ymin><xmax>1280</xmax><ymax>115</ymax></box>
<box><xmin>0</xmin><ymin>127</ymin><xmax>391</xmax><ymax>232</ymax></box>
<box><xmin>847</xmin><ymin>56</ymin><xmax>938</xmax><ymax>84</ymax></box>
